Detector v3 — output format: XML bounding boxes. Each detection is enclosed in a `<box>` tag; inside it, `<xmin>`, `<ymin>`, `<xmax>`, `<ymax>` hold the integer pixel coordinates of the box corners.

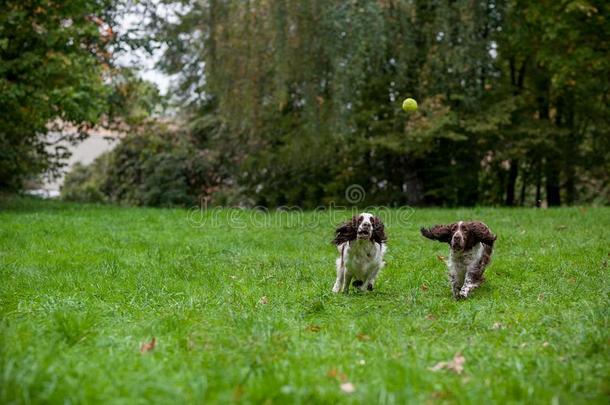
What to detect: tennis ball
<box><xmin>402</xmin><ymin>97</ymin><xmax>418</xmax><ymax>112</ymax></box>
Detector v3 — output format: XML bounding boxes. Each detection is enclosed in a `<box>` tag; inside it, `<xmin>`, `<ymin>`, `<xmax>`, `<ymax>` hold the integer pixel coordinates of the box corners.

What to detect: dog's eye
<box><xmin>358</xmin><ymin>216</ymin><xmax>363</xmax><ymax>222</ymax></box>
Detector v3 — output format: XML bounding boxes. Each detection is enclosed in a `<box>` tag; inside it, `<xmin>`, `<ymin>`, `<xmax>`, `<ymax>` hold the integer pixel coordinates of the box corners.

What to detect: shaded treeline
<box><xmin>2</xmin><ymin>1</ymin><xmax>608</xmax><ymax>207</ymax></box>
<box><xmin>150</xmin><ymin>0</ymin><xmax>608</xmax><ymax>207</ymax></box>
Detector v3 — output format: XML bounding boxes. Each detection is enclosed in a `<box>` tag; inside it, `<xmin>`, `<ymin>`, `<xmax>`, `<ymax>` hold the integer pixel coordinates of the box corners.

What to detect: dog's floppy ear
<box><xmin>372</xmin><ymin>216</ymin><xmax>387</xmax><ymax>244</ymax></box>
<box><xmin>332</xmin><ymin>216</ymin><xmax>358</xmax><ymax>246</ymax></box>
<box><xmin>420</xmin><ymin>224</ymin><xmax>453</xmax><ymax>243</ymax></box>
<box><xmin>469</xmin><ymin>221</ymin><xmax>496</xmax><ymax>247</ymax></box>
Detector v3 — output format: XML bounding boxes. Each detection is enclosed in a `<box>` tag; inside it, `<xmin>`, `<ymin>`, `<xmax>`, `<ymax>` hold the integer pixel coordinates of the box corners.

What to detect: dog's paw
<box><xmin>452</xmin><ymin>290</ymin><xmax>464</xmax><ymax>300</ymax></box>
<box><xmin>352</xmin><ymin>280</ymin><xmax>372</xmax><ymax>292</ymax></box>
<box><xmin>458</xmin><ymin>290</ymin><xmax>469</xmax><ymax>299</ymax></box>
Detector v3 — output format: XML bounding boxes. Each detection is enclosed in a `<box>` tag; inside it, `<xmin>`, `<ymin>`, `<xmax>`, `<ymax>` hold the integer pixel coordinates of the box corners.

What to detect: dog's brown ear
<box><xmin>469</xmin><ymin>221</ymin><xmax>496</xmax><ymax>247</ymax></box>
<box><xmin>372</xmin><ymin>216</ymin><xmax>387</xmax><ymax>244</ymax></box>
<box><xmin>332</xmin><ymin>216</ymin><xmax>358</xmax><ymax>245</ymax></box>
<box><xmin>420</xmin><ymin>224</ymin><xmax>453</xmax><ymax>243</ymax></box>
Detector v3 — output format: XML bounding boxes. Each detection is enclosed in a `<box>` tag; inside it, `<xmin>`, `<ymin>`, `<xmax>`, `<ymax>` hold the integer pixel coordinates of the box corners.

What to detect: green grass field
<box><xmin>1</xmin><ymin>197</ymin><xmax>608</xmax><ymax>404</ymax></box>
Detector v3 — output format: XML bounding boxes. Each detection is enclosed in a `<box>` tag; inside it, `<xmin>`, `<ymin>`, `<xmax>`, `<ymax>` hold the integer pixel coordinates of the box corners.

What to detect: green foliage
<box><xmin>107</xmin><ymin>68</ymin><xmax>164</xmax><ymax>128</ymax></box>
<box><xmin>61</xmin><ymin>160</ymin><xmax>109</xmax><ymax>203</ymax></box>
<box><xmin>6</xmin><ymin>0</ymin><xmax>608</xmax><ymax>206</ymax></box>
<box><xmin>61</xmin><ymin>125</ymin><xmax>225</xmax><ymax>207</ymax></box>
<box><xmin>0</xmin><ymin>0</ymin><xmax>161</xmax><ymax>192</ymax></box>
<box><xmin>1</xmin><ymin>199</ymin><xmax>609</xmax><ymax>402</ymax></box>
<box><xmin>150</xmin><ymin>0</ymin><xmax>609</xmax><ymax>207</ymax></box>
<box><xmin>0</xmin><ymin>0</ymin><xmax>122</xmax><ymax>190</ymax></box>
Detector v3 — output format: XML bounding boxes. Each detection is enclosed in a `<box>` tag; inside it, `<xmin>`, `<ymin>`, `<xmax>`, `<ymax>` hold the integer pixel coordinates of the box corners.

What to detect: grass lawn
<box><xmin>1</xmin><ymin>197</ymin><xmax>608</xmax><ymax>404</ymax></box>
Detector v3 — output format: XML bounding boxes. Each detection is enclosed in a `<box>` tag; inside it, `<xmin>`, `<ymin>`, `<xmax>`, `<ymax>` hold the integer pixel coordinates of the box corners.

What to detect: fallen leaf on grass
<box><xmin>233</xmin><ymin>385</ymin><xmax>245</xmax><ymax>401</ymax></box>
<box><xmin>420</xmin><ymin>284</ymin><xmax>429</xmax><ymax>292</ymax></box>
<box><xmin>543</xmin><ymin>341</ymin><xmax>550</xmax><ymax>347</ymax></box>
<box><xmin>556</xmin><ymin>225</ymin><xmax>567</xmax><ymax>231</ymax></box>
<box><xmin>492</xmin><ymin>322</ymin><xmax>503</xmax><ymax>330</ymax></box>
<box><xmin>429</xmin><ymin>352</ymin><xmax>465</xmax><ymax>374</ymax></box>
<box><xmin>430</xmin><ymin>391</ymin><xmax>449</xmax><ymax>400</ymax></box>
<box><xmin>567</xmin><ymin>277</ymin><xmax>576</xmax><ymax>284</ymax></box>
<box><xmin>140</xmin><ymin>337</ymin><xmax>156</xmax><ymax>353</ymax></box>
<box><xmin>426</xmin><ymin>314</ymin><xmax>437</xmax><ymax>321</ymax></box>
<box><xmin>340</xmin><ymin>382</ymin><xmax>356</xmax><ymax>393</ymax></box>
<box><xmin>356</xmin><ymin>332</ymin><xmax>371</xmax><ymax>341</ymax></box>
<box><xmin>305</xmin><ymin>324</ymin><xmax>321</xmax><ymax>332</ymax></box>
<box><xmin>538</xmin><ymin>293</ymin><xmax>545</xmax><ymax>301</ymax></box>
<box><xmin>437</xmin><ymin>255</ymin><xmax>447</xmax><ymax>263</ymax></box>
<box><xmin>327</xmin><ymin>368</ymin><xmax>349</xmax><ymax>382</ymax></box>
<box><xmin>258</xmin><ymin>296</ymin><xmax>269</xmax><ymax>305</ymax></box>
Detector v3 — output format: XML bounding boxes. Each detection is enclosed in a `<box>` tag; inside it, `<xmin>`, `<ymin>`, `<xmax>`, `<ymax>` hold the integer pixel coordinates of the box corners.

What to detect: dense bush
<box><xmin>61</xmin><ymin>125</ymin><xmax>226</xmax><ymax>207</ymax></box>
<box><xmin>61</xmin><ymin>159</ymin><xmax>109</xmax><ymax>204</ymax></box>
<box><xmin>152</xmin><ymin>0</ymin><xmax>609</xmax><ymax>207</ymax></box>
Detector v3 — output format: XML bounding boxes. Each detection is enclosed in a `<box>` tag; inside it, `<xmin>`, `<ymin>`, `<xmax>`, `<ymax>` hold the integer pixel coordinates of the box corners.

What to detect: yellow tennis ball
<box><xmin>402</xmin><ymin>97</ymin><xmax>418</xmax><ymax>112</ymax></box>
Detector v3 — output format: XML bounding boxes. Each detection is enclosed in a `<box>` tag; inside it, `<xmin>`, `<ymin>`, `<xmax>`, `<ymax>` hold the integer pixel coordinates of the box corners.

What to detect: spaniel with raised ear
<box><xmin>421</xmin><ymin>221</ymin><xmax>496</xmax><ymax>299</ymax></box>
<box><xmin>332</xmin><ymin>213</ymin><xmax>387</xmax><ymax>293</ymax></box>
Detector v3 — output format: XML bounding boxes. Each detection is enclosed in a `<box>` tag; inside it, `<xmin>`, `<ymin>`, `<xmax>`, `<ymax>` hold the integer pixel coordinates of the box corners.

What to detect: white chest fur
<box><xmin>332</xmin><ymin>240</ymin><xmax>386</xmax><ymax>293</ymax></box>
<box><xmin>449</xmin><ymin>242</ymin><xmax>483</xmax><ymax>274</ymax></box>
<box><xmin>345</xmin><ymin>240</ymin><xmax>381</xmax><ymax>278</ymax></box>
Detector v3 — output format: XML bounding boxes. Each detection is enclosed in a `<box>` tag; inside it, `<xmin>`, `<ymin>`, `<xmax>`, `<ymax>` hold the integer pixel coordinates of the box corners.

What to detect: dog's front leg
<box><xmin>448</xmin><ymin>266</ymin><xmax>466</xmax><ymax>299</ymax></box>
<box><xmin>332</xmin><ymin>271</ymin><xmax>344</xmax><ymax>293</ymax></box>
<box><xmin>363</xmin><ymin>263</ymin><xmax>383</xmax><ymax>292</ymax></box>
<box><xmin>459</xmin><ymin>270</ymin><xmax>483</xmax><ymax>298</ymax></box>
<box><xmin>332</xmin><ymin>258</ymin><xmax>346</xmax><ymax>293</ymax></box>
<box><xmin>343</xmin><ymin>273</ymin><xmax>353</xmax><ymax>294</ymax></box>
<box><xmin>449</xmin><ymin>273</ymin><xmax>461</xmax><ymax>298</ymax></box>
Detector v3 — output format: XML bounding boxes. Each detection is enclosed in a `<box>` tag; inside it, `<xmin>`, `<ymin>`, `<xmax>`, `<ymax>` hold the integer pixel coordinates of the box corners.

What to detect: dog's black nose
<box><xmin>451</xmin><ymin>235</ymin><xmax>465</xmax><ymax>249</ymax></box>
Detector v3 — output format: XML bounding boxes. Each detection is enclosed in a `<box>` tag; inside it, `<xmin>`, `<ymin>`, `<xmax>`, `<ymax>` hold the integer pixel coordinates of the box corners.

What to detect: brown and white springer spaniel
<box><xmin>421</xmin><ymin>221</ymin><xmax>496</xmax><ymax>299</ymax></box>
<box><xmin>332</xmin><ymin>213</ymin><xmax>387</xmax><ymax>293</ymax></box>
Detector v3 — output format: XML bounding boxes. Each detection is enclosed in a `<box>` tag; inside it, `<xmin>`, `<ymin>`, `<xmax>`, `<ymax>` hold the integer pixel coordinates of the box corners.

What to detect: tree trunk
<box><xmin>545</xmin><ymin>160</ymin><xmax>561</xmax><ymax>206</ymax></box>
<box><xmin>519</xmin><ymin>166</ymin><xmax>528</xmax><ymax>206</ymax></box>
<box><xmin>505</xmin><ymin>159</ymin><xmax>518</xmax><ymax>206</ymax></box>
<box><xmin>564</xmin><ymin>163</ymin><xmax>576</xmax><ymax>205</ymax></box>
<box><xmin>535</xmin><ymin>69</ymin><xmax>561</xmax><ymax>206</ymax></box>
<box><xmin>557</xmin><ymin>95</ymin><xmax>577</xmax><ymax>205</ymax></box>
<box><xmin>535</xmin><ymin>159</ymin><xmax>542</xmax><ymax>207</ymax></box>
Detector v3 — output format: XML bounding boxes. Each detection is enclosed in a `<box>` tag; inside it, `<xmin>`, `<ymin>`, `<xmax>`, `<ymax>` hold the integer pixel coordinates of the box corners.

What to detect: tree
<box><xmin>494</xmin><ymin>0</ymin><xmax>610</xmax><ymax>206</ymax></box>
<box><xmin>146</xmin><ymin>0</ymin><xmax>609</xmax><ymax>207</ymax></box>
<box><xmin>0</xmin><ymin>0</ymin><xmax>126</xmax><ymax>190</ymax></box>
